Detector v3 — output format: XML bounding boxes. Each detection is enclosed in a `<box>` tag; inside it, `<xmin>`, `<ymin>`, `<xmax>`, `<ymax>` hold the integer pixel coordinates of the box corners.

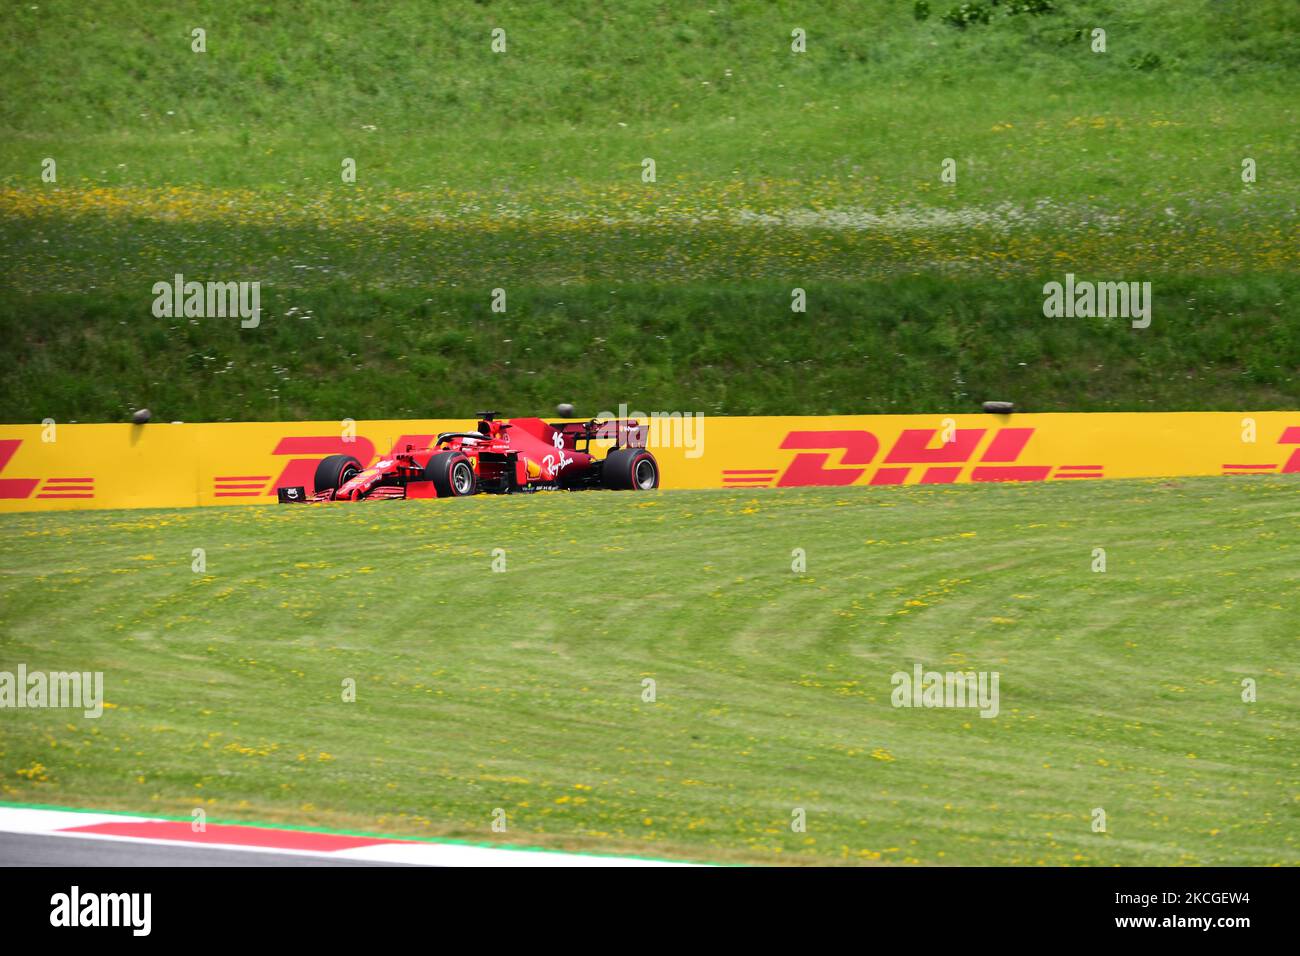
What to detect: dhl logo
<box><xmin>0</xmin><ymin>440</ymin><xmax>96</xmax><ymax>500</ymax></box>
<box><xmin>1221</xmin><ymin>426</ymin><xmax>1300</xmax><ymax>476</ymax></box>
<box><xmin>6</xmin><ymin>433</ymin><xmax>477</xmax><ymax>501</ymax></box>
<box><xmin>722</xmin><ymin>425</ymin><xmax>1300</xmax><ymax>488</ymax></box>
<box><xmin>211</xmin><ymin>435</ymin><xmax>437</xmax><ymax>497</ymax></box>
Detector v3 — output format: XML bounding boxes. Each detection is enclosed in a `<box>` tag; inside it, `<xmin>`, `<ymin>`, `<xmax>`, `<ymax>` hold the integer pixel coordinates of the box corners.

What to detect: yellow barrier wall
<box><xmin>0</xmin><ymin>412</ymin><xmax>1295</xmax><ymax>513</ymax></box>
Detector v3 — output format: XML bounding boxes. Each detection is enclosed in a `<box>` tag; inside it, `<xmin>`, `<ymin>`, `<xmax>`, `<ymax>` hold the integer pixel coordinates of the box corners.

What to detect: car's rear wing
<box><xmin>548</xmin><ymin>419</ymin><xmax>648</xmax><ymax>451</ymax></box>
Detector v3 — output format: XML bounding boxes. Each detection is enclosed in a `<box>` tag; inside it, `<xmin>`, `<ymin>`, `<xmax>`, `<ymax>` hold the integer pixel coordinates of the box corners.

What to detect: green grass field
<box><xmin>2</xmin><ymin>0</ymin><xmax>1297</xmax><ymax>421</ymax></box>
<box><xmin>1</xmin><ymin>478</ymin><xmax>1295</xmax><ymax>865</ymax></box>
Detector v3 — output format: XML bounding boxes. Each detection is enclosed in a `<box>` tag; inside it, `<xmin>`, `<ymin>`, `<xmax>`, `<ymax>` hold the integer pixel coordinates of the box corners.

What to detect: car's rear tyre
<box><xmin>425</xmin><ymin>452</ymin><xmax>477</xmax><ymax>497</ymax></box>
<box><xmin>314</xmin><ymin>454</ymin><xmax>364</xmax><ymax>494</ymax></box>
<box><xmin>601</xmin><ymin>448</ymin><xmax>659</xmax><ymax>490</ymax></box>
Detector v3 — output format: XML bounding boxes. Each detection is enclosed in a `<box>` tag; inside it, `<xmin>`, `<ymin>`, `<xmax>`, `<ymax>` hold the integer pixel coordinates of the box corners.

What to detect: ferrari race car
<box><xmin>279</xmin><ymin>412</ymin><xmax>660</xmax><ymax>502</ymax></box>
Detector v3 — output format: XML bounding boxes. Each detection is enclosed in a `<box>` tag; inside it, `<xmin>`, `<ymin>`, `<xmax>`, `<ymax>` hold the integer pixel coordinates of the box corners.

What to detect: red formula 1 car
<box><xmin>278</xmin><ymin>412</ymin><xmax>660</xmax><ymax>503</ymax></box>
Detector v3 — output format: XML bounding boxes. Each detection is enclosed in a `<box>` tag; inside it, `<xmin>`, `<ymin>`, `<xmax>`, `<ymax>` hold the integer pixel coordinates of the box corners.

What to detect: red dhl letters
<box><xmin>755</xmin><ymin>426</ymin><xmax>1054</xmax><ymax>487</ymax></box>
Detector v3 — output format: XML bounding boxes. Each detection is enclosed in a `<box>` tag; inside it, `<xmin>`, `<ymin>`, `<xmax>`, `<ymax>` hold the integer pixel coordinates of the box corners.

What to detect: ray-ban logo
<box><xmin>891</xmin><ymin>662</ymin><xmax>999</xmax><ymax>718</ymax></box>
<box><xmin>152</xmin><ymin>272</ymin><xmax>261</xmax><ymax>328</ymax></box>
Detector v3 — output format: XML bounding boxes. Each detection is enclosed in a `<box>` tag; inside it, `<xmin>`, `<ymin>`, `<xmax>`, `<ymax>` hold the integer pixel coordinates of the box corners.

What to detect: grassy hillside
<box><xmin>0</xmin><ymin>478</ymin><xmax>1295</xmax><ymax>865</ymax></box>
<box><xmin>2</xmin><ymin>278</ymin><xmax>1293</xmax><ymax>422</ymax></box>
<box><xmin>1</xmin><ymin>1</ymin><xmax>1297</xmax><ymax>421</ymax></box>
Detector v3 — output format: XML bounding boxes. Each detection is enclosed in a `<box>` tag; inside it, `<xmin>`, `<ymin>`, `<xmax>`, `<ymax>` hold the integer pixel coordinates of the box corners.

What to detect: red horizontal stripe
<box><xmin>44</xmin><ymin>477</ymin><xmax>94</xmax><ymax>483</ymax></box>
<box><xmin>722</xmin><ymin>469</ymin><xmax>779</xmax><ymax>475</ymax></box>
<box><xmin>214</xmin><ymin>492</ymin><xmax>265</xmax><ymax>497</ymax></box>
<box><xmin>214</xmin><ymin>475</ymin><xmax>271</xmax><ymax>481</ymax></box>
<box><xmin>1053</xmin><ymin>474</ymin><xmax>1102</xmax><ymax>479</ymax></box>
<box><xmin>1057</xmin><ymin>465</ymin><xmax>1103</xmax><ymax>470</ymax></box>
<box><xmin>971</xmin><ymin>466</ymin><xmax>1051</xmax><ymax>482</ymax></box>
<box><xmin>35</xmin><ymin>493</ymin><xmax>95</xmax><ymax>498</ymax></box>
<box><xmin>1221</xmin><ymin>464</ymin><xmax>1274</xmax><ymax>469</ymax></box>
<box><xmin>62</xmin><ymin>820</ymin><xmax>400</xmax><ymax>852</ymax></box>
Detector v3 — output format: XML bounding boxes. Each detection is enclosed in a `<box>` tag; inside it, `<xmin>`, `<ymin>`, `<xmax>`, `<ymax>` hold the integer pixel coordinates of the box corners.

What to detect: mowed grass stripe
<box><xmin>0</xmin><ymin>478</ymin><xmax>1295</xmax><ymax>865</ymax></box>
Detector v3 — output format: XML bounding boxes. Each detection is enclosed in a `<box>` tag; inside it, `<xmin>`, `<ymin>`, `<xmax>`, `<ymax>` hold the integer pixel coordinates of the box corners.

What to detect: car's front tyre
<box><xmin>314</xmin><ymin>454</ymin><xmax>364</xmax><ymax>495</ymax></box>
<box><xmin>425</xmin><ymin>451</ymin><xmax>477</xmax><ymax>497</ymax></box>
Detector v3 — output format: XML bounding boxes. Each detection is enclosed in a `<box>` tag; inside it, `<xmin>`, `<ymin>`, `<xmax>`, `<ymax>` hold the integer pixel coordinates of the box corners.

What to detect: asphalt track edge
<box><xmin>0</xmin><ymin>801</ymin><xmax>705</xmax><ymax>867</ymax></box>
